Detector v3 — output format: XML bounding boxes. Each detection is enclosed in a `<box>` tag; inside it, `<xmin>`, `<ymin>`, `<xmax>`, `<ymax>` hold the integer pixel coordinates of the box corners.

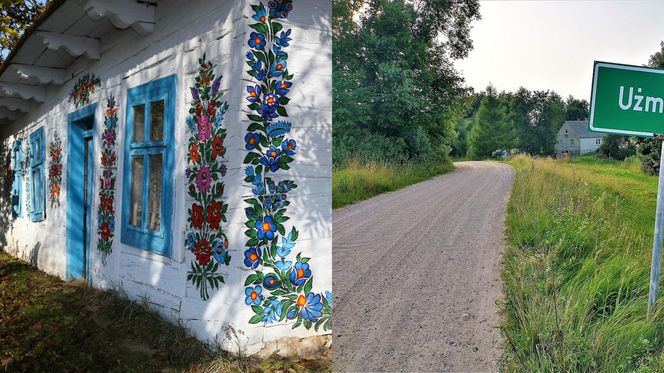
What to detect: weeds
<box><xmin>501</xmin><ymin>155</ymin><xmax>664</xmax><ymax>371</ymax></box>
<box><xmin>332</xmin><ymin>158</ymin><xmax>454</xmax><ymax>208</ymax></box>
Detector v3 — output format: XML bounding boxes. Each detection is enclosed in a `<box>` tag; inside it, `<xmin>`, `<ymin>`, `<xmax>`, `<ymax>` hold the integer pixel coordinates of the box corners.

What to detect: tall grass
<box><xmin>502</xmin><ymin>155</ymin><xmax>664</xmax><ymax>371</ymax></box>
<box><xmin>332</xmin><ymin>159</ymin><xmax>454</xmax><ymax>208</ymax></box>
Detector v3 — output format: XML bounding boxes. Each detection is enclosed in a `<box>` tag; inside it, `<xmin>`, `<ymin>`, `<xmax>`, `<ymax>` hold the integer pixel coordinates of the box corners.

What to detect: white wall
<box><xmin>580</xmin><ymin>137</ymin><xmax>601</xmax><ymax>154</ymax></box>
<box><xmin>554</xmin><ymin>123</ymin><xmax>580</xmax><ymax>154</ymax></box>
<box><xmin>1</xmin><ymin>0</ymin><xmax>332</xmax><ymax>354</ymax></box>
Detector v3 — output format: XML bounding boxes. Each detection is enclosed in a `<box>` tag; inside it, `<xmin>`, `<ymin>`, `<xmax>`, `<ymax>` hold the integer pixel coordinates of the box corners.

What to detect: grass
<box><xmin>0</xmin><ymin>251</ymin><xmax>331</xmax><ymax>372</ymax></box>
<box><xmin>501</xmin><ymin>154</ymin><xmax>664</xmax><ymax>372</ymax></box>
<box><xmin>332</xmin><ymin>159</ymin><xmax>454</xmax><ymax>208</ymax></box>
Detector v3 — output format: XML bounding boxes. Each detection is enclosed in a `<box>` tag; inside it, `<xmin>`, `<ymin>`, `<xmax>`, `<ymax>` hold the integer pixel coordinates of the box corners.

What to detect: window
<box><xmin>121</xmin><ymin>75</ymin><xmax>176</xmax><ymax>255</ymax></box>
<box><xmin>29</xmin><ymin>127</ymin><xmax>45</xmax><ymax>221</ymax></box>
<box><xmin>565</xmin><ymin>129</ymin><xmax>568</xmax><ymax>134</ymax></box>
<box><xmin>11</xmin><ymin>140</ymin><xmax>23</xmax><ymax>217</ymax></box>
<box><xmin>596</xmin><ymin>138</ymin><xmax>601</xmax><ymax>145</ymax></box>
<box><xmin>570</xmin><ymin>138</ymin><xmax>574</xmax><ymax>145</ymax></box>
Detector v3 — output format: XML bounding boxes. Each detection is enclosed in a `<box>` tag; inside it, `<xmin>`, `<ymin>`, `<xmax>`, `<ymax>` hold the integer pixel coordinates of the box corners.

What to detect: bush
<box><xmin>636</xmin><ymin>137</ymin><xmax>662</xmax><ymax>175</ymax></box>
<box><xmin>333</xmin><ymin>128</ymin><xmax>452</xmax><ymax>168</ymax></box>
<box><xmin>333</xmin><ymin>131</ymin><xmax>410</xmax><ymax>167</ymax></box>
<box><xmin>598</xmin><ymin>135</ymin><xmax>636</xmax><ymax>160</ymax></box>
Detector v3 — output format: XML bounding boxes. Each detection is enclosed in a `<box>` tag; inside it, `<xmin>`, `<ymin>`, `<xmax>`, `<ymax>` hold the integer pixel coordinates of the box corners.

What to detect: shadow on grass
<box><xmin>0</xmin><ymin>251</ymin><xmax>330</xmax><ymax>373</ymax></box>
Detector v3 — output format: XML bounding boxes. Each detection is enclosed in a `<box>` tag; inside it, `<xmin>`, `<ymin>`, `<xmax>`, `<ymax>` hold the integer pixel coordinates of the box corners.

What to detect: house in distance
<box><xmin>555</xmin><ymin>120</ymin><xmax>606</xmax><ymax>156</ymax></box>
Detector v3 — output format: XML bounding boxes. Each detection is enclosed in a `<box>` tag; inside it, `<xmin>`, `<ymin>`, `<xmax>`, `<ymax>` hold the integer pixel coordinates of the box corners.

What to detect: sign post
<box><xmin>649</xmin><ymin>140</ymin><xmax>664</xmax><ymax>315</ymax></box>
<box><xmin>589</xmin><ymin>61</ymin><xmax>664</xmax><ymax>315</ymax></box>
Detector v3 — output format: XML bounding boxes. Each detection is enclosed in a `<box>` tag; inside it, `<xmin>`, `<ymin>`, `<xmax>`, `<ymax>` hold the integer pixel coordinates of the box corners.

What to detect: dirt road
<box><xmin>332</xmin><ymin>161</ymin><xmax>515</xmax><ymax>372</ymax></box>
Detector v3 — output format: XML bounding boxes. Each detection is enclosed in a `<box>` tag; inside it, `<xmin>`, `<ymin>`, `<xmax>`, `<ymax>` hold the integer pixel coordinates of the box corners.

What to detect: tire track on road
<box><xmin>333</xmin><ymin>161</ymin><xmax>515</xmax><ymax>372</ymax></box>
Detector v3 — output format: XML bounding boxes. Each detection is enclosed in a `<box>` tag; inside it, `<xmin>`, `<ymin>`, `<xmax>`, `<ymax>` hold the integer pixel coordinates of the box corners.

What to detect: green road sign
<box><xmin>591</xmin><ymin>61</ymin><xmax>664</xmax><ymax>314</ymax></box>
<box><xmin>589</xmin><ymin>61</ymin><xmax>664</xmax><ymax>137</ymax></box>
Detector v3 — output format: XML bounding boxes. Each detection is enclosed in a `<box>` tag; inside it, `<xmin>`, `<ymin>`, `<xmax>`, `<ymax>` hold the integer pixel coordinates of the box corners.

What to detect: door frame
<box><xmin>66</xmin><ymin>103</ymin><xmax>97</xmax><ymax>281</ymax></box>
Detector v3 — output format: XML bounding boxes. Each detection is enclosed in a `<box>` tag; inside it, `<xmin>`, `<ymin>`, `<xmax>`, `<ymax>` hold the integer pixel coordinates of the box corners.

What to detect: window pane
<box><xmin>32</xmin><ymin>170</ymin><xmax>37</xmax><ymax>208</ymax></box>
<box><xmin>133</xmin><ymin>104</ymin><xmax>145</xmax><ymax>143</ymax></box>
<box><xmin>150</xmin><ymin>101</ymin><xmax>164</xmax><ymax>142</ymax></box>
<box><xmin>147</xmin><ymin>154</ymin><xmax>162</xmax><ymax>231</ymax></box>
<box><xmin>37</xmin><ymin>170</ymin><xmax>42</xmax><ymax>211</ymax></box>
<box><xmin>34</xmin><ymin>138</ymin><xmax>40</xmax><ymax>162</ymax></box>
<box><xmin>130</xmin><ymin>156</ymin><xmax>144</xmax><ymax>227</ymax></box>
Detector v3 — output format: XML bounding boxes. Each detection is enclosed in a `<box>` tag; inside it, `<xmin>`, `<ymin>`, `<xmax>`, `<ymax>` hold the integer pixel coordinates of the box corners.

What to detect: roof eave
<box><xmin>0</xmin><ymin>0</ymin><xmax>68</xmax><ymax>79</ymax></box>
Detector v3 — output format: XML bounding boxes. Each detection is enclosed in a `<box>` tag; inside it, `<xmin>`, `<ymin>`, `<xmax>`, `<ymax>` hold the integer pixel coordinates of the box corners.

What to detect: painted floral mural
<box><xmin>242</xmin><ymin>1</ymin><xmax>332</xmax><ymax>331</ymax></box>
<box><xmin>2</xmin><ymin>145</ymin><xmax>12</xmax><ymax>203</ymax></box>
<box><xmin>69</xmin><ymin>73</ymin><xmax>101</xmax><ymax>108</ymax></box>
<box><xmin>48</xmin><ymin>131</ymin><xmax>62</xmax><ymax>208</ymax></box>
<box><xmin>97</xmin><ymin>96</ymin><xmax>118</xmax><ymax>263</ymax></box>
<box><xmin>24</xmin><ymin>141</ymin><xmax>30</xmax><ymax>212</ymax></box>
<box><xmin>185</xmin><ymin>55</ymin><xmax>231</xmax><ymax>300</ymax></box>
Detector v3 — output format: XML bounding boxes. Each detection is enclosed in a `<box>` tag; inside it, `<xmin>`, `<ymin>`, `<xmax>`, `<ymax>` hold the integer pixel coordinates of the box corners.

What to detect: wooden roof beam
<box><xmin>0</xmin><ymin>108</ymin><xmax>17</xmax><ymax>121</ymax></box>
<box><xmin>0</xmin><ymin>83</ymin><xmax>46</xmax><ymax>102</ymax></box>
<box><xmin>0</xmin><ymin>98</ymin><xmax>31</xmax><ymax>112</ymax></box>
<box><xmin>79</xmin><ymin>0</ymin><xmax>156</xmax><ymax>35</ymax></box>
<box><xmin>36</xmin><ymin>31</ymin><xmax>100</xmax><ymax>60</ymax></box>
<box><xmin>8</xmin><ymin>64</ymin><xmax>67</xmax><ymax>85</ymax></box>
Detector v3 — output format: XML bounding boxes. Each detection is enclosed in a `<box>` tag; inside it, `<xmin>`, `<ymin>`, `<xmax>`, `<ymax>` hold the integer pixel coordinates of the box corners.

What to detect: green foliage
<box><xmin>514</xmin><ymin>89</ymin><xmax>565</xmax><ymax>155</ymax></box>
<box><xmin>637</xmin><ymin>137</ymin><xmax>663</xmax><ymax>175</ymax></box>
<box><xmin>565</xmin><ymin>95</ymin><xmax>589</xmax><ymax>121</ymax></box>
<box><xmin>450</xmin><ymin>117</ymin><xmax>473</xmax><ymax>158</ymax></box>
<box><xmin>467</xmin><ymin>85</ymin><xmax>510</xmax><ymax>159</ymax></box>
<box><xmin>598</xmin><ymin>135</ymin><xmax>636</xmax><ymax>161</ymax></box>
<box><xmin>636</xmin><ymin>41</ymin><xmax>664</xmax><ymax>174</ymax></box>
<box><xmin>0</xmin><ymin>0</ymin><xmax>45</xmax><ymax>61</ymax></box>
<box><xmin>332</xmin><ymin>0</ymin><xmax>480</xmax><ymax>166</ymax></box>
<box><xmin>464</xmin><ymin>85</ymin><xmax>569</xmax><ymax>159</ymax></box>
<box><xmin>502</xmin><ymin>156</ymin><xmax>664</xmax><ymax>371</ymax></box>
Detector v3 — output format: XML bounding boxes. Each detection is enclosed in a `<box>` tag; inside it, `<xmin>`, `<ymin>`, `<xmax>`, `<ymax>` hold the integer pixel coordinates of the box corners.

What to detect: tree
<box><xmin>507</xmin><ymin>88</ymin><xmax>564</xmax><ymax>155</ymax></box>
<box><xmin>564</xmin><ymin>96</ymin><xmax>589</xmax><ymax>121</ymax></box>
<box><xmin>530</xmin><ymin>91</ymin><xmax>564</xmax><ymax>155</ymax></box>
<box><xmin>332</xmin><ymin>0</ymin><xmax>481</xmax><ymax>165</ymax></box>
<box><xmin>451</xmin><ymin>117</ymin><xmax>473</xmax><ymax>158</ymax></box>
<box><xmin>637</xmin><ymin>41</ymin><xmax>664</xmax><ymax>174</ymax></box>
<box><xmin>598</xmin><ymin>135</ymin><xmax>635</xmax><ymax>160</ymax></box>
<box><xmin>468</xmin><ymin>86</ymin><xmax>508</xmax><ymax>159</ymax></box>
<box><xmin>1</xmin><ymin>0</ymin><xmax>45</xmax><ymax>62</ymax></box>
<box><xmin>506</xmin><ymin>87</ymin><xmax>534</xmax><ymax>153</ymax></box>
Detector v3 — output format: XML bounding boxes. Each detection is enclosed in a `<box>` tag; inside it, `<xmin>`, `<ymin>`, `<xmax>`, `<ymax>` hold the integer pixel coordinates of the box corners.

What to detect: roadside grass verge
<box><xmin>0</xmin><ymin>251</ymin><xmax>330</xmax><ymax>372</ymax></box>
<box><xmin>332</xmin><ymin>159</ymin><xmax>454</xmax><ymax>208</ymax></box>
<box><xmin>501</xmin><ymin>155</ymin><xmax>664</xmax><ymax>371</ymax></box>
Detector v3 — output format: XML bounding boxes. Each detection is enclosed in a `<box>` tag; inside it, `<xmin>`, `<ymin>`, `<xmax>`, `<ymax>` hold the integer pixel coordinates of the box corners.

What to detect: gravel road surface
<box><xmin>332</xmin><ymin>161</ymin><xmax>515</xmax><ymax>372</ymax></box>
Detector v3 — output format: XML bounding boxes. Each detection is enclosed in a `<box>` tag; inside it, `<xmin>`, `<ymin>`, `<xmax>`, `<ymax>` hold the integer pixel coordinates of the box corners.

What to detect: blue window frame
<box><xmin>29</xmin><ymin>127</ymin><xmax>45</xmax><ymax>221</ymax></box>
<box><xmin>11</xmin><ymin>140</ymin><xmax>23</xmax><ymax>217</ymax></box>
<box><xmin>121</xmin><ymin>75</ymin><xmax>176</xmax><ymax>256</ymax></box>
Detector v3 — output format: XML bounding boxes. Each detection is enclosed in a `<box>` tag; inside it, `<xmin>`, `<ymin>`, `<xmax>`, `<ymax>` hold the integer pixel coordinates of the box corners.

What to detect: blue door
<box><xmin>66</xmin><ymin>105</ymin><xmax>96</xmax><ymax>280</ymax></box>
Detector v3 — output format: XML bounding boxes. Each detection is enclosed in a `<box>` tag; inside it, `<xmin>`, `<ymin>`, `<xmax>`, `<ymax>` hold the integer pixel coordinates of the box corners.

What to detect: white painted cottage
<box><xmin>555</xmin><ymin>120</ymin><xmax>606</xmax><ymax>156</ymax></box>
<box><xmin>0</xmin><ymin>0</ymin><xmax>332</xmax><ymax>355</ymax></box>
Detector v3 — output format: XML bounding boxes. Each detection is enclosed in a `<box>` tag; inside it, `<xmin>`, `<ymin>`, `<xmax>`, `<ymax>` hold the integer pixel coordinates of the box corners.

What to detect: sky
<box><xmin>453</xmin><ymin>1</ymin><xmax>664</xmax><ymax>101</ymax></box>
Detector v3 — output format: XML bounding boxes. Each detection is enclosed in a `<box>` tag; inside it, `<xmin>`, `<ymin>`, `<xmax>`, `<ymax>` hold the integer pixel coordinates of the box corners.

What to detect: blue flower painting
<box><xmin>242</xmin><ymin>1</ymin><xmax>332</xmax><ymax>331</ymax></box>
